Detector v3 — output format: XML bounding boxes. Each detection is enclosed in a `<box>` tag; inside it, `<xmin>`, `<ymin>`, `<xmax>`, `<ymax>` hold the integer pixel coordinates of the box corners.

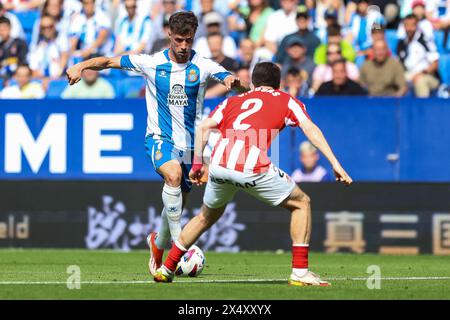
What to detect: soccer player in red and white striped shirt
<box><xmin>154</xmin><ymin>62</ymin><xmax>352</xmax><ymax>286</ymax></box>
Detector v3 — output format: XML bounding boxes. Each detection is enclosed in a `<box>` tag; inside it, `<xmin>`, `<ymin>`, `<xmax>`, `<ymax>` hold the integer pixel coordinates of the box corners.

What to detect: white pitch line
<box><xmin>1</xmin><ymin>277</ymin><xmax>450</xmax><ymax>285</ymax></box>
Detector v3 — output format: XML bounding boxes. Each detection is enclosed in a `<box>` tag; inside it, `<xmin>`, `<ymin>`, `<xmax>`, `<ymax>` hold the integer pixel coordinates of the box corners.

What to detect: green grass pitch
<box><xmin>0</xmin><ymin>249</ymin><xmax>450</xmax><ymax>300</ymax></box>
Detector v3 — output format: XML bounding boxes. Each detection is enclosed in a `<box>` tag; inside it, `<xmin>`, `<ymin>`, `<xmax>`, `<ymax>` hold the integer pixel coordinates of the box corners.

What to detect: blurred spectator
<box><xmin>397</xmin><ymin>0</ymin><xmax>434</xmax><ymax>41</ymax></box>
<box><xmin>276</xmin><ymin>7</ymin><xmax>321</xmax><ymax>64</ymax></box>
<box><xmin>114</xmin><ymin>0</ymin><xmax>153</xmax><ymax>55</ymax></box>
<box><xmin>28</xmin><ymin>14</ymin><xmax>69</xmax><ymax>82</ymax></box>
<box><xmin>194</xmin><ymin>11</ymin><xmax>237</xmax><ymax>59</ymax></box>
<box><xmin>364</xmin><ymin>24</ymin><xmax>389</xmax><ymax>60</ymax></box>
<box><xmin>264</xmin><ymin>0</ymin><xmax>299</xmax><ymax>54</ymax></box>
<box><xmin>204</xmin><ymin>32</ymin><xmax>239</xmax><ymax>98</ymax></box>
<box><xmin>315</xmin><ymin>59</ymin><xmax>367</xmax><ymax>95</ymax></box>
<box><xmin>236</xmin><ymin>38</ymin><xmax>255</xmax><ymax>68</ymax></box>
<box><xmin>196</xmin><ymin>0</ymin><xmax>228</xmax><ymax>39</ymax></box>
<box><xmin>281</xmin><ymin>38</ymin><xmax>315</xmax><ymax>86</ymax></box>
<box><xmin>238</xmin><ymin>0</ymin><xmax>274</xmax><ymax>47</ymax></box>
<box><xmin>360</xmin><ymin>39</ymin><xmax>407</xmax><ymax>97</ymax></box>
<box><xmin>0</xmin><ymin>64</ymin><xmax>45</xmax><ymax>99</ymax></box>
<box><xmin>0</xmin><ymin>16</ymin><xmax>27</xmax><ymax>80</ymax></box>
<box><xmin>236</xmin><ymin>64</ymin><xmax>251</xmax><ymax>86</ymax></box>
<box><xmin>61</xmin><ymin>64</ymin><xmax>115</xmax><ymax>99</ymax></box>
<box><xmin>282</xmin><ymin>66</ymin><xmax>309</xmax><ymax>98</ymax></box>
<box><xmin>69</xmin><ymin>0</ymin><xmax>113</xmax><ymax>61</ymax></box>
<box><xmin>397</xmin><ymin>14</ymin><xmax>440</xmax><ymax>98</ymax></box>
<box><xmin>30</xmin><ymin>0</ymin><xmax>81</xmax><ymax>51</ymax></box>
<box><xmin>152</xmin><ymin>0</ymin><xmax>177</xmax><ymax>41</ymax></box>
<box><xmin>314</xmin><ymin>0</ymin><xmax>346</xmax><ymax>34</ymax></box>
<box><xmin>314</xmin><ymin>24</ymin><xmax>356</xmax><ymax>65</ymax></box>
<box><xmin>400</xmin><ymin>0</ymin><xmax>440</xmax><ymax>19</ymax></box>
<box><xmin>346</xmin><ymin>0</ymin><xmax>385</xmax><ymax>64</ymax></box>
<box><xmin>226</xmin><ymin>0</ymin><xmax>247</xmax><ymax>45</ymax></box>
<box><xmin>312</xmin><ymin>42</ymin><xmax>359</xmax><ymax>92</ymax></box>
<box><xmin>0</xmin><ymin>0</ymin><xmax>41</xmax><ymax>11</ymax></box>
<box><xmin>316</xmin><ymin>7</ymin><xmax>339</xmax><ymax>44</ymax></box>
<box><xmin>0</xmin><ymin>3</ymin><xmax>24</xmax><ymax>40</ymax></box>
<box><xmin>151</xmin><ymin>14</ymin><xmax>170</xmax><ymax>53</ymax></box>
<box><xmin>291</xmin><ymin>141</ymin><xmax>332</xmax><ymax>183</ymax></box>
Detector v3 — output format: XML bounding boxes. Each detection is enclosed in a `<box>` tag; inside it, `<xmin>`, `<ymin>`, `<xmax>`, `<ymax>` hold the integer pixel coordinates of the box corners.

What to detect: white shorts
<box><xmin>203</xmin><ymin>164</ymin><xmax>296</xmax><ymax>209</ymax></box>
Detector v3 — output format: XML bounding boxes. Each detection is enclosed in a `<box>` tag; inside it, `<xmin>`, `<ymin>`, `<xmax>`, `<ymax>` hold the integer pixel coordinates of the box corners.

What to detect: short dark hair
<box><xmin>251</xmin><ymin>62</ymin><xmax>281</xmax><ymax>89</ymax></box>
<box><xmin>169</xmin><ymin>11</ymin><xmax>198</xmax><ymax>35</ymax></box>
<box><xmin>0</xmin><ymin>16</ymin><xmax>11</xmax><ymax>26</ymax></box>
<box><xmin>206</xmin><ymin>31</ymin><xmax>223</xmax><ymax>40</ymax></box>
<box><xmin>330</xmin><ymin>58</ymin><xmax>346</xmax><ymax>69</ymax></box>
<box><xmin>327</xmin><ymin>24</ymin><xmax>341</xmax><ymax>37</ymax></box>
<box><xmin>286</xmin><ymin>66</ymin><xmax>301</xmax><ymax>78</ymax></box>
<box><xmin>404</xmin><ymin>13</ymin><xmax>419</xmax><ymax>22</ymax></box>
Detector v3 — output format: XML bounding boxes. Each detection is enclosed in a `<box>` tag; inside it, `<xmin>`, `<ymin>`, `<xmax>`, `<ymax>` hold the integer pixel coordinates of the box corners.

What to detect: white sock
<box><xmin>162</xmin><ymin>184</ymin><xmax>182</xmax><ymax>242</ymax></box>
<box><xmin>155</xmin><ymin>208</ymin><xmax>171</xmax><ymax>249</ymax></box>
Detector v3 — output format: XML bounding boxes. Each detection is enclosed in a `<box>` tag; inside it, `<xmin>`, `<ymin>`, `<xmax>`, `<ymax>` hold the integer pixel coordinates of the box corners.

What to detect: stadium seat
<box><xmin>122</xmin><ymin>77</ymin><xmax>145</xmax><ymax>98</ymax></box>
<box><xmin>385</xmin><ymin>29</ymin><xmax>398</xmax><ymax>56</ymax></box>
<box><xmin>47</xmin><ymin>79</ymin><xmax>68</xmax><ymax>98</ymax></box>
<box><xmin>439</xmin><ymin>54</ymin><xmax>450</xmax><ymax>85</ymax></box>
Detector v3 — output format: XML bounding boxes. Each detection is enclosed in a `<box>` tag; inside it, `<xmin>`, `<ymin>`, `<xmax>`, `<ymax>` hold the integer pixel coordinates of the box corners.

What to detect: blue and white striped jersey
<box><xmin>115</xmin><ymin>14</ymin><xmax>153</xmax><ymax>53</ymax></box>
<box><xmin>120</xmin><ymin>49</ymin><xmax>232</xmax><ymax>151</ymax></box>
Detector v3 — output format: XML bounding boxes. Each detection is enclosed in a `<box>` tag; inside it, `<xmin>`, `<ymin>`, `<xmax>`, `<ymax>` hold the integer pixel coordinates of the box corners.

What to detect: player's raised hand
<box><xmin>333</xmin><ymin>164</ymin><xmax>353</xmax><ymax>186</ymax></box>
<box><xmin>189</xmin><ymin>165</ymin><xmax>206</xmax><ymax>186</ymax></box>
<box><xmin>66</xmin><ymin>64</ymin><xmax>83</xmax><ymax>86</ymax></box>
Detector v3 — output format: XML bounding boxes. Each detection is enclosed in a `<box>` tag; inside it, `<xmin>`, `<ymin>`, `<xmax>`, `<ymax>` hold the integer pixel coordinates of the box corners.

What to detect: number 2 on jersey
<box><xmin>232</xmin><ymin>98</ymin><xmax>263</xmax><ymax>130</ymax></box>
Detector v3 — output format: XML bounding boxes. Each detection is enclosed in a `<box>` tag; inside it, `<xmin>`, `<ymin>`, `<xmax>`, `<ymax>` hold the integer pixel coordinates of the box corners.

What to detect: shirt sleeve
<box><xmin>120</xmin><ymin>54</ymin><xmax>153</xmax><ymax>75</ymax></box>
<box><xmin>204</xmin><ymin>58</ymin><xmax>232</xmax><ymax>83</ymax></box>
<box><xmin>263</xmin><ymin>14</ymin><xmax>278</xmax><ymax>43</ymax></box>
<box><xmin>208</xmin><ymin>98</ymin><xmax>229</xmax><ymax>126</ymax></box>
<box><xmin>285</xmin><ymin>97</ymin><xmax>310</xmax><ymax>126</ymax></box>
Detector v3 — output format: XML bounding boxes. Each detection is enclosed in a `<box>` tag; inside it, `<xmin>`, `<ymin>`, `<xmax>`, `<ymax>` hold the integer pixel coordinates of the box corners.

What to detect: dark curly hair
<box><xmin>168</xmin><ymin>11</ymin><xmax>199</xmax><ymax>35</ymax></box>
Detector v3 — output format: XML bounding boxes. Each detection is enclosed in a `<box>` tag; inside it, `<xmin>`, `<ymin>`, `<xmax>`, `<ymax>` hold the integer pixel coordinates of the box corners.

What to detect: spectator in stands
<box><xmin>69</xmin><ymin>0</ymin><xmax>113</xmax><ymax>61</ymax></box>
<box><xmin>204</xmin><ymin>32</ymin><xmax>239</xmax><ymax>98</ymax></box>
<box><xmin>315</xmin><ymin>59</ymin><xmax>367</xmax><ymax>96</ymax></box>
<box><xmin>291</xmin><ymin>141</ymin><xmax>332</xmax><ymax>183</ymax></box>
<box><xmin>360</xmin><ymin>39</ymin><xmax>407</xmax><ymax>97</ymax></box>
<box><xmin>1</xmin><ymin>0</ymin><xmax>41</xmax><ymax>11</ymax></box>
<box><xmin>314</xmin><ymin>0</ymin><xmax>346</xmax><ymax>31</ymax></box>
<box><xmin>236</xmin><ymin>64</ymin><xmax>251</xmax><ymax>87</ymax></box>
<box><xmin>114</xmin><ymin>0</ymin><xmax>153</xmax><ymax>55</ymax></box>
<box><xmin>397</xmin><ymin>14</ymin><xmax>440</xmax><ymax>98</ymax></box>
<box><xmin>237</xmin><ymin>0</ymin><xmax>274</xmax><ymax>48</ymax></box>
<box><xmin>264</xmin><ymin>0</ymin><xmax>299</xmax><ymax>54</ymax></box>
<box><xmin>226</xmin><ymin>0</ymin><xmax>247</xmax><ymax>45</ymax></box>
<box><xmin>314</xmin><ymin>24</ymin><xmax>356</xmax><ymax>65</ymax></box>
<box><xmin>0</xmin><ymin>3</ymin><xmax>24</xmax><ymax>40</ymax></box>
<box><xmin>397</xmin><ymin>0</ymin><xmax>434</xmax><ymax>42</ymax></box>
<box><xmin>236</xmin><ymin>38</ymin><xmax>255</xmax><ymax>69</ymax></box>
<box><xmin>0</xmin><ymin>64</ymin><xmax>45</xmax><ymax>99</ymax></box>
<box><xmin>281</xmin><ymin>38</ymin><xmax>316</xmax><ymax>86</ymax></box>
<box><xmin>0</xmin><ymin>16</ymin><xmax>27</xmax><ymax>80</ymax></box>
<box><xmin>194</xmin><ymin>11</ymin><xmax>237</xmax><ymax>59</ymax></box>
<box><xmin>276</xmin><ymin>7</ymin><xmax>321</xmax><ymax>64</ymax></box>
<box><xmin>151</xmin><ymin>14</ymin><xmax>170</xmax><ymax>53</ymax></box>
<box><xmin>282</xmin><ymin>66</ymin><xmax>309</xmax><ymax>98</ymax></box>
<box><xmin>346</xmin><ymin>0</ymin><xmax>386</xmax><ymax>66</ymax></box>
<box><xmin>61</xmin><ymin>55</ymin><xmax>115</xmax><ymax>99</ymax></box>
<box><xmin>364</xmin><ymin>24</ymin><xmax>390</xmax><ymax>60</ymax></box>
<box><xmin>312</xmin><ymin>42</ymin><xmax>359</xmax><ymax>92</ymax></box>
<box><xmin>195</xmin><ymin>0</ymin><xmax>228</xmax><ymax>39</ymax></box>
<box><xmin>28</xmin><ymin>15</ymin><xmax>69</xmax><ymax>83</ymax></box>
<box><xmin>316</xmin><ymin>7</ymin><xmax>339</xmax><ymax>44</ymax></box>
<box><xmin>152</xmin><ymin>0</ymin><xmax>177</xmax><ymax>41</ymax></box>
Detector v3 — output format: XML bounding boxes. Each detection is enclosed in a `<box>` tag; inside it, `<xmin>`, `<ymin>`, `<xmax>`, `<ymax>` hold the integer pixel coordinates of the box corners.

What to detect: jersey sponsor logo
<box><xmin>187</xmin><ymin>69</ymin><xmax>198</xmax><ymax>82</ymax></box>
<box><xmin>168</xmin><ymin>84</ymin><xmax>188</xmax><ymax>107</ymax></box>
<box><xmin>210</xmin><ymin>176</ymin><xmax>257</xmax><ymax>189</ymax></box>
<box><xmin>159</xmin><ymin>70</ymin><xmax>167</xmax><ymax>78</ymax></box>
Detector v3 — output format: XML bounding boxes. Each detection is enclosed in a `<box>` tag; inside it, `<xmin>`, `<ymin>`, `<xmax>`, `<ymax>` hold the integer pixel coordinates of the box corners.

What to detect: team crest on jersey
<box><xmin>187</xmin><ymin>69</ymin><xmax>198</xmax><ymax>82</ymax></box>
<box><xmin>159</xmin><ymin>70</ymin><xmax>167</xmax><ymax>77</ymax></box>
<box><xmin>168</xmin><ymin>84</ymin><xmax>188</xmax><ymax>107</ymax></box>
<box><xmin>155</xmin><ymin>150</ymin><xmax>163</xmax><ymax>161</ymax></box>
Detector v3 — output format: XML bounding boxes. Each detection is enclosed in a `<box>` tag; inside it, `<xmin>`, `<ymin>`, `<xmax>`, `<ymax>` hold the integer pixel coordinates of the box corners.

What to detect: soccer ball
<box><xmin>175</xmin><ymin>245</ymin><xmax>206</xmax><ymax>277</ymax></box>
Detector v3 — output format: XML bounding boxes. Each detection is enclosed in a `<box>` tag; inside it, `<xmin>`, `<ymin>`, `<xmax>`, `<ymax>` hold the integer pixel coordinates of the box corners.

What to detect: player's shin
<box><xmin>155</xmin><ymin>208</ymin><xmax>171</xmax><ymax>249</ymax></box>
<box><xmin>162</xmin><ymin>184</ymin><xmax>183</xmax><ymax>241</ymax></box>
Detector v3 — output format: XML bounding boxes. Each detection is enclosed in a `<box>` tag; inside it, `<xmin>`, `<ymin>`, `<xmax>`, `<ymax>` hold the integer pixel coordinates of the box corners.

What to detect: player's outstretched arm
<box><xmin>300</xmin><ymin>119</ymin><xmax>353</xmax><ymax>186</ymax></box>
<box><xmin>66</xmin><ymin>56</ymin><xmax>122</xmax><ymax>85</ymax></box>
<box><xmin>190</xmin><ymin>118</ymin><xmax>218</xmax><ymax>186</ymax></box>
<box><xmin>223</xmin><ymin>75</ymin><xmax>249</xmax><ymax>94</ymax></box>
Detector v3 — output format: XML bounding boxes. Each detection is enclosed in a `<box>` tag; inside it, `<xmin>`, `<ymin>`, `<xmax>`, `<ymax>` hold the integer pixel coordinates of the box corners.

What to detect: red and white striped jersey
<box><xmin>208</xmin><ymin>87</ymin><xmax>310</xmax><ymax>174</ymax></box>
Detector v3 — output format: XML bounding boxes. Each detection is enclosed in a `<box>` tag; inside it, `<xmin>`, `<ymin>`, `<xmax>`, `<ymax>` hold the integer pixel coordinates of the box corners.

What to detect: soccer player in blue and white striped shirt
<box><xmin>66</xmin><ymin>11</ymin><xmax>246</xmax><ymax>276</ymax></box>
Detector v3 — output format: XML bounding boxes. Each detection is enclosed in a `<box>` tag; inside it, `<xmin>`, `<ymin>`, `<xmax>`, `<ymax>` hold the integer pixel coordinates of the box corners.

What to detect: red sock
<box><xmin>292</xmin><ymin>244</ymin><xmax>309</xmax><ymax>269</ymax></box>
<box><xmin>163</xmin><ymin>241</ymin><xmax>187</xmax><ymax>272</ymax></box>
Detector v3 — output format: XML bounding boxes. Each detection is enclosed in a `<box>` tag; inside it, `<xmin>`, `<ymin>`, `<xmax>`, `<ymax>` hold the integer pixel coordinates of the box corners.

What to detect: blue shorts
<box><xmin>145</xmin><ymin>135</ymin><xmax>193</xmax><ymax>193</ymax></box>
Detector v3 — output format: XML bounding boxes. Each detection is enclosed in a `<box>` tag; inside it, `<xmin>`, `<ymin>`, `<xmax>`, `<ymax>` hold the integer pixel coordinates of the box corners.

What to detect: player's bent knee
<box><xmin>164</xmin><ymin>170</ymin><xmax>182</xmax><ymax>187</ymax></box>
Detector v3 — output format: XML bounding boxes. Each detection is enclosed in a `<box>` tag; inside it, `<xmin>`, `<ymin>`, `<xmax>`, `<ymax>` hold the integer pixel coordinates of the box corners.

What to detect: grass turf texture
<box><xmin>0</xmin><ymin>249</ymin><xmax>449</xmax><ymax>300</ymax></box>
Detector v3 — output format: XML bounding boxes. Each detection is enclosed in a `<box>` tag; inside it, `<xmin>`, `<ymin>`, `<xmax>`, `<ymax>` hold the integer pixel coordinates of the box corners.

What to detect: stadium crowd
<box><xmin>0</xmin><ymin>0</ymin><xmax>449</xmax><ymax>99</ymax></box>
